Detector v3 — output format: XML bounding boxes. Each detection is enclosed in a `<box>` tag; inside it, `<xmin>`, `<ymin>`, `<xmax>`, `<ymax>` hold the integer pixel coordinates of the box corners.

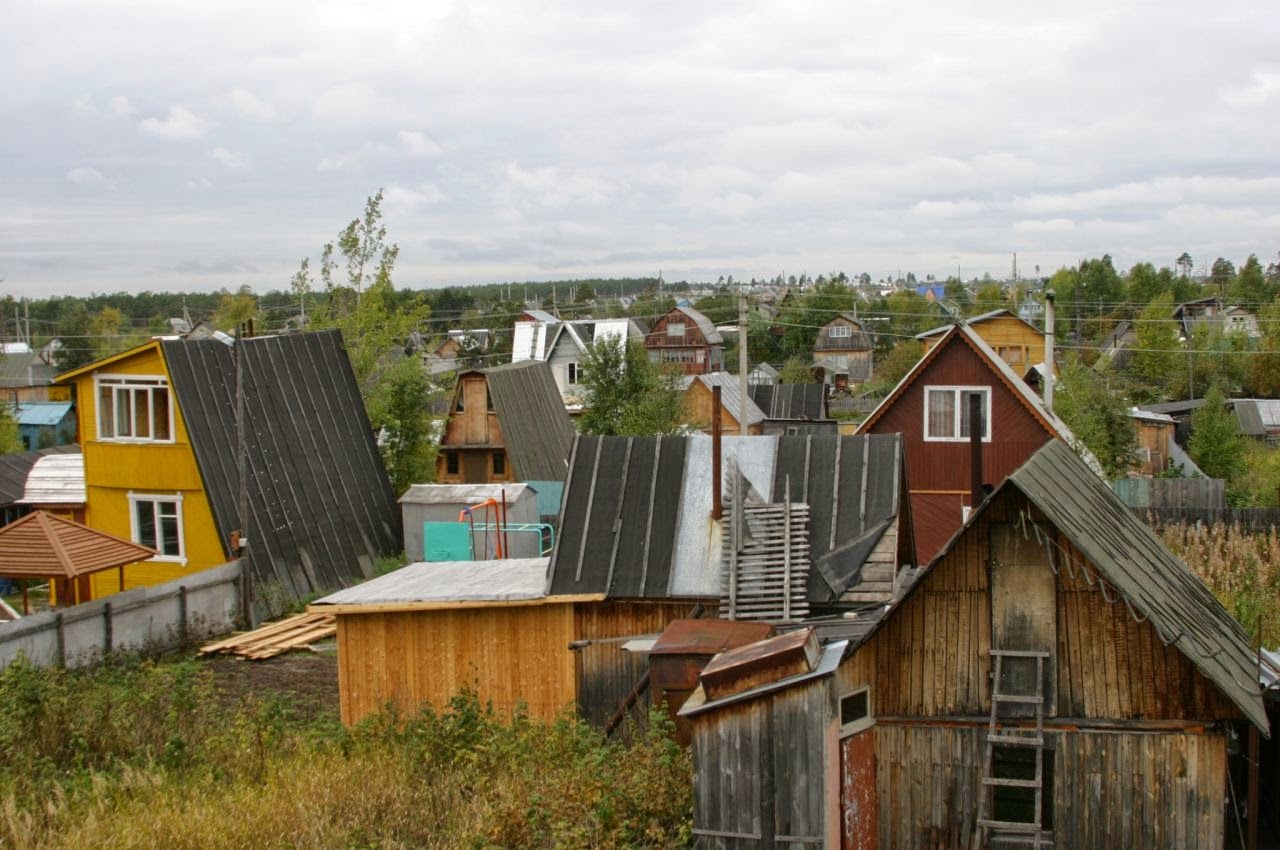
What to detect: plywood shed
<box><xmin>397</xmin><ymin>483</ymin><xmax>542</xmax><ymax>561</ymax></box>
<box><xmin>310</xmin><ymin>558</ymin><xmax>697</xmax><ymax>727</ymax></box>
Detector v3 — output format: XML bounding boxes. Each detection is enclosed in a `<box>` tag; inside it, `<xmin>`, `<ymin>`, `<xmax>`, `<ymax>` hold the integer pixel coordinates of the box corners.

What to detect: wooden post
<box><xmin>55</xmin><ymin>611</ymin><xmax>65</xmax><ymax>666</ymax></box>
<box><xmin>712</xmin><ymin>386</ymin><xmax>722</xmax><ymax>520</ymax></box>
<box><xmin>103</xmin><ymin>601</ymin><xmax>113</xmax><ymax>652</ymax></box>
<box><xmin>179</xmin><ymin>585</ymin><xmax>189</xmax><ymax>645</ymax></box>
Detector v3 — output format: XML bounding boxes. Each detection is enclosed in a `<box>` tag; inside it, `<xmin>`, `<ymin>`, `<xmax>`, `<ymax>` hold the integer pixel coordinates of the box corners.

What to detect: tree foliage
<box><xmin>577</xmin><ymin>337</ymin><xmax>689</xmax><ymax>436</ymax></box>
<box><xmin>1130</xmin><ymin>293</ymin><xmax>1181</xmax><ymax>393</ymax></box>
<box><xmin>212</xmin><ymin>285</ymin><xmax>260</xmax><ymax>332</ymax></box>
<box><xmin>778</xmin><ymin>356</ymin><xmax>816</xmax><ymax>383</ymax></box>
<box><xmin>0</xmin><ymin>404</ymin><xmax>22</xmax><ymax>455</ymax></box>
<box><xmin>1248</xmin><ymin>296</ymin><xmax>1280</xmax><ymax>396</ymax></box>
<box><xmin>1052</xmin><ymin>359</ymin><xmax>1137</xmax><ymax>478</ymax></box>
<box><xmin>1188</xmin><ymin>384</ymin><xmax>1246</xmax><ymax>483</ymax></box>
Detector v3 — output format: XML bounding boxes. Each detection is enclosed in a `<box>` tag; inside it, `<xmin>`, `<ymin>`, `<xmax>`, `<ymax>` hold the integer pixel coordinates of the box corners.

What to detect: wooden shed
<box><xmin>831</xmin><ymin>440</ymin><xmax>1266</xmax><ymax>849</ymax></box>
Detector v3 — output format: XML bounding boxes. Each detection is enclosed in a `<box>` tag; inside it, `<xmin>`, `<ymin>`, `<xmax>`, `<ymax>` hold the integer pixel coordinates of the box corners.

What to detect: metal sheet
<box><xmin>314</xmin><ymin>557</ymin><xmax>551</xmax><ymax>605</ymax></box>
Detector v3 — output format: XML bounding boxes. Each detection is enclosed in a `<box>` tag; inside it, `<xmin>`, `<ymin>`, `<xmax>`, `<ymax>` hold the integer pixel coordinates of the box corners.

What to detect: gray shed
<box><xmin>398</xmin><ymin>483</ymin><xmax>542</xmax><ymax>561</ymax></box>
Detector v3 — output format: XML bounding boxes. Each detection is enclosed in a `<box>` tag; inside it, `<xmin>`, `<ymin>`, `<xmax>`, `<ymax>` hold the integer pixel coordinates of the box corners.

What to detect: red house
<box><xmin>645</xmin><ymin>306</ymin><xmax>724</xmax><ymax>375</ymax></box>
<box><xmin>857</xmin><ymin>323</ymin><xmax>1095</xmax><ymax>563</ymax></box>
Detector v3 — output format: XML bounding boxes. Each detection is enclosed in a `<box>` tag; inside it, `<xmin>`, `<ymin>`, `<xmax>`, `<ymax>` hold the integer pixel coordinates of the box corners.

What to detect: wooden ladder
<box><xmin>974</xmin><ymin>649</ymin><xmax>1049</xmax><ymax>849</ymax></box>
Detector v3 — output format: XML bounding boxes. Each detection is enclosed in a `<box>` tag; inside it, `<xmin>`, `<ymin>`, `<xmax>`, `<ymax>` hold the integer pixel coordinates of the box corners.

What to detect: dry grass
<box><xmin>1160</xmin><ymin>521</ymin><xmax>1280</xmax><ymax>645</ymax></box>
<box><xmin>0</xmin><ymin>657</ymin><xmax>692</xmax><ymax>850</ymax></box>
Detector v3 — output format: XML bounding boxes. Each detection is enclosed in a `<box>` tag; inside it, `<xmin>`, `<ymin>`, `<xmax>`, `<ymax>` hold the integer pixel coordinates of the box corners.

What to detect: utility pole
<box><xmin>738</xmin><ymin>282</ymin><xmax>749</xmax><ymax>436</ymax></box>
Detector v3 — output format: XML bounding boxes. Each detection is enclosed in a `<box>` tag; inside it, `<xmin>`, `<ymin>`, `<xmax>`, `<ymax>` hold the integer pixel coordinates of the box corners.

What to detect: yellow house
<box><xmin>55</xmin><ymin>331</ymin><xmax>403</xmax><ymax>606</ymax></box>
<box><xmin>55</xmin><ymin>341</ymin><xmax>225</xmax><ymax>598</ymax></box>
<box><xmin>917</xmin><ymin>308</ymin><xmax>1048</xmax><ymax>373</ymax></box>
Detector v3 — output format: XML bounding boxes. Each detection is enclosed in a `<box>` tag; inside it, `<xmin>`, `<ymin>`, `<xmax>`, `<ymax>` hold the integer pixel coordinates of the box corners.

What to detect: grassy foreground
<box><xmin>0</xmin><ymin>655</ymin><xmax>692</xmax><ymax>850</ymax></box>
<box><xmin>1161</xmin><ymin>521</ymin><xmax>1280</xmax><ymax>647</ymax></box>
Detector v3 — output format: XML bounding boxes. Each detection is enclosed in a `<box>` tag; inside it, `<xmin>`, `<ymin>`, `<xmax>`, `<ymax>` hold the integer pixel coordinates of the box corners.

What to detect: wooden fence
<box><xmin>1112</xmin><ymin>477</ymin><xmax>1226</xmax><ymax>510</ymax></box>
<box><xmin>1130</xmin><ymin>507</ymin><xmax>1280</xmax><ymax>534</ymax></box>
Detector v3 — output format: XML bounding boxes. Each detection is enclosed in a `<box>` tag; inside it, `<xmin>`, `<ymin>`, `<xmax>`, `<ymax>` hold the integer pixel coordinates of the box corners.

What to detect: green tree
<box><xmin>778</xmin><ymin>356</ymin><xmax>815</xmax><ymax>383</ymax></box>
<box><xmin>1188</xmin><ymin>384</ymin><xmax>1246</xmax><ymax>482</ymax></box>
<box><xmin>1052</xmin><ymin>359</ymin><xmax>1137</xmax><ymax>477</ymax></box>
<box><xmin>1125</xmin><ymin>262</ymin><xmax>1174</xmax><ymax>307</ymax></box>
<box><xmin>1248</xmin><ymin>297</ymin><xmax>1280</xmax><ymax>396</ymax></box>
<box><xmin>868</xmin><ymin>339</ymin><xmax>923</xmax><ymax>395</ymax></box>
<box><xmin>1231</xmin><ymin>254</ymin><xmax>1273</xmax><ymax>305</ymax></box>
<box><xmin>1130</xmin><ymin>293</ymin><xmax>1181</xmax><ymax>393</ymax></box>
<box><xmin>0</xmin><ymin>405</ymin><xmax>22</xmax><ymax>454</ymax></box>
<box><xmin>212</xmin><ymin>285</ymin><xmax>260</xmax><ymax>332</ymax></box>
<box><xmin>970</xmin><ymin>283</ymin><xmax>1007</xmax><ymax>316</ymax></box>
<box><xmin>368</xmin><ymin>358</ymin><xmax>439</xmax><ymax>494</ymax></box>
<box><xmin>1176</xmin><ymin>252</ymin><xmax>1194</xmax><ymax>279</ymax></box>
<box><xmin>577</xmin><ymin>337</ymin><xmax>688</xmax><ymax>436</ymax></box>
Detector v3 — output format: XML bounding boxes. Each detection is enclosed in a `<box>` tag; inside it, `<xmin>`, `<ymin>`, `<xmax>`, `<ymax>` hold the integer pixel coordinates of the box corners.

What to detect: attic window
<box><xmin>924</xmin><ymin>386</ymin><xmax>991</xmax><ymax>443</ymax></box>
<box><xmin>567</xmin><ymin>362</ymin><xmax>579</xmax><ymax>385</ymax></box>
<box><xmin>96</xmin><ymin>375</ymin><xmax>174</xmax><ymax>444</ymax></box>
<box><xmin>829</xmin><ymin>325</ymin><xmax>853</xmax><ymax>338</ymax></box>
<box><xmin>667</xmin><ymin>321</ymin><xmax>686</xmax><ymax>339</ymax></box>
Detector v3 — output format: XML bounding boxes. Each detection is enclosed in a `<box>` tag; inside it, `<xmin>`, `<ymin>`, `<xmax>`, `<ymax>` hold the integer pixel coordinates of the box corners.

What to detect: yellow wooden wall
<box><xmin>922</xmin><ymin>315</ymin><xmax>1046</xmax><ymax>370</ymax></box>
<box><xmin>335</xmin><ymin>602</ymin><xmax>578</xmax><ymax>725</ymax></box>
<box><xmin>435</xmin><ymin>373</ymin><xmax>513</xmax><ymax>483</ymax></box>
<box><xmin>64</xmin><ymin>344</ymin><xmax>226</xmax><ymax>598</ymax></box>
<box><xmin>681</xmin><ymin>381</ymin><xmax>762</xmax><ymax>436</ymax></box>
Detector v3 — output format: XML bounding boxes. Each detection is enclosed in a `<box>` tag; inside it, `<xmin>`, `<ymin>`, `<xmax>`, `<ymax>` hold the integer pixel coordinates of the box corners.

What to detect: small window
<box><xmin>492</xmin><ymin>451</ymin><xmax>506</xmax><ymax>476</ymax></box>
<box><xmin>996</xmin><ymin>345</ymin><xmax>1026</xmax><ymax>366</ymax></box>
<box><xmin>453</xmin><ymin>392</ymin><xmax>465</xmax><ymax>413</ymax></box>
<box><xmin>445</xmin><ymin>452</ymin><xmax>459</xmax><ymax>475</ymax></box>
<box><xmin>96</xmin><ymin>376</ymin><xmax>174</xmax><ymax>443</ymax></box>
<box><xmin>829</xmin><ymin>325</ymin><xmax>853</xmax><ymax>338</ymax></box>
<box><xmin>486</xmin><ymin>387</ymin><xmax>495</xmax><ymax>412</ymax></box>
<box><xmin>924</xmin><ymin>386</ymin><xmax>991</xmax><ymax>442</ymax></box>
<box><xmin>667</xmin><ymin>321</ymin><xmax>686</xmax><ymax>339</ymax></box>
<box><xmin>839</xmin><ymin>687</ymin><xmax>872</xmax><ymax>735</ymax></box>
<box><xmin>128</xmin><ymin>493</ymin><xmax>185</xmax><ymax>563</ymax></box>
<box><xmin>567</xmin><ymin>362</ymin><xmax>579</xmax><ymax>385</ymax></box>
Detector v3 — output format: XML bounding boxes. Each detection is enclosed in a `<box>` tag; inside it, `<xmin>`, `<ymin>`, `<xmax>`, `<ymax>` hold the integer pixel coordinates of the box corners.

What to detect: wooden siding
<box><xmin>921</xmin><ymin>315</ymin><xmax>1045</xmax><ymax>369</ymax></box>
<box><xmin>871</xmin><ymin>724</ymin><xmax>1226</xmax><ymax>850</ymax></box>
<box><xmin>683</xmin><ymin>381</ymin><xmax>763</xmax><ymax>436</ymax></box>
<box><xmin>690</xmin><ymin>680</ymin><xmax>835</xmax><ymax>849</ymax></box>
<box><xmin>1134</xmin><ymin>420</ymin><xmax>1173</xmax><ymax>476</ymax></box>
<box><xmin>334</xmin><ymin>602</ymin><xmax>578</xmax><ymax>725</ymax></box>
<box><xmin>645</xmin><ymin>309</ymin><xmax>723</xmax><ymax>375</ymax></box>
<box><xmin>436</xmin><ymin>373</ymin><xmax>513</xmax><ymax>483</ymax></box>
<box><xmin>67</xmin><ymin>344</ymin><xmax>226</xmax><ymax>599</ymax></box>
<box><xmin>574</xmin><ymin>600</ymin><xmax>699</xmax><ymax>728</ymax></box>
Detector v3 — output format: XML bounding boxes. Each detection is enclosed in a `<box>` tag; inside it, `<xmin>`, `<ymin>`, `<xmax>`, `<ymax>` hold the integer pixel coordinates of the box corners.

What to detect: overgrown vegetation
<box><xmin>0</xmin><ymin>654</ymin><xmax>692</xmax><ymax>850</ymax></box>
<box><xmin>1162</xmin><ymin>522</ymin><xmax>1280</xmax><ymax>645</ymax></box>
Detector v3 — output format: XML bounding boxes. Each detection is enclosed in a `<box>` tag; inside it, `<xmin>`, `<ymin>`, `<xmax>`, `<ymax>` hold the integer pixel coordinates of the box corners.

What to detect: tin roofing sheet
<box><xmin>313</xmin><ymin>557</ymin><xmax>551</xmax><ymax>606</ymax></box>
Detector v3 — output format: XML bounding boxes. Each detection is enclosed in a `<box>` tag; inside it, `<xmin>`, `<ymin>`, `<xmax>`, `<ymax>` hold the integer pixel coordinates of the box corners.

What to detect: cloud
<box><xmin>912</xmin><ymin>199</ymin><xmax>985</xmax><ymax>219</ymax></box>
<box><xmin>384</xmin><ymin>183</ymin><xmax>446</xmax><ymax>212</ymax></box>
<box><xmin>185</xmin><ymin>177</ymin><xmax>213</xmax><ymax>190</ymax></box>
<box><xmin>65</xmin><ymin>167</ymin><xmax>114</xmax><ymax>188</ymax></box>
<box><xmin>139</xmin><ymin>106</ymin><xmax>211</xmax><ymax>140</ymax></box>
<box><xmin>110</xmin><ymin>96</ymin><xmax>136</xmax><ymax>117</ymax></box>
<box><xmin>224</xmin><ymin>88</ymin><xmax>277</xmax><ymax>121</ymax></box>
<box><xmin>1222</xmin><ymin>69</ymin><xmax>1280</xmax><ymax>108</ymax></box>
<box><xmin>209</xmin><ymin>147</ymin><xmax>248</xmax><ymax>169</ymax></box>
<box><xmin>398</xmin><ymin>130</ymin><xmax>442</xmax><ymax>156</ymax></box>
<box><xmin>1014</xmin><ymin>218</ymin><xmax>1076</xmax><ymax>233</ymax></box>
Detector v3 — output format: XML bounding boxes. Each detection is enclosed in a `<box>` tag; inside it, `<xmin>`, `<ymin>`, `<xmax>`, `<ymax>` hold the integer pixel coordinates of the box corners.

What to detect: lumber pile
<box><xmin>200</xmin><ymin>612</ymin><xmax>336</xmax><ymax>660</ymax></box>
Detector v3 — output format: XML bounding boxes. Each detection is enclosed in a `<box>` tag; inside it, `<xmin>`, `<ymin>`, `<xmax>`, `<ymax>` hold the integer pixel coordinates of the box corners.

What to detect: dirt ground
<box><xmin>201</xmin><ymin>641</ymin><xmax>342</xmax><ymax>724</ymax></box>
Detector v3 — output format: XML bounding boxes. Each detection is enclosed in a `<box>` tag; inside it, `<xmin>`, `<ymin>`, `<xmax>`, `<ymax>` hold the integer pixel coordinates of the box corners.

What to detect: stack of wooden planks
<box><xmin>199</xmin><ymin>611</ymin><xmax>336</xmax><ymax>660</ymax></box>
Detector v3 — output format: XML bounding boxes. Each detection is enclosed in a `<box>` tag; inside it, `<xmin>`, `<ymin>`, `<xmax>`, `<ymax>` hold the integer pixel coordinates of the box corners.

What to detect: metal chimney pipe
<box><xmin>1044</xmin><ymin>289</ymin><xmax>1056</xmax><ymax>414</ymax></box>
<box><xmin>969</xmin><ymin>392</ymin><xmax>984</xmax><ymax>509</ymax></box>
<box><xmin>712</xmin><ymin>385</ymin><xmax>723</xmax><ymax>520</ymax></box>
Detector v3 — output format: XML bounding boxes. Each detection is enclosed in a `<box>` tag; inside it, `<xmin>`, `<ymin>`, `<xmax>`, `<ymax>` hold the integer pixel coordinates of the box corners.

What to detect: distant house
<box><xmin>683</xmin><ymin>377</ymin><xmax>836</xmax><ymax>437</ymax></box>
<box><xmin>683</xmin><ymin>440</ymin><xmax>1266</xmax><ymax>849</ymax></box>
<box><xmin>1174</xmin><ymin>296</ymin><xmax>1223</xmax><ymax>338</ymax></box>
<box><xmin>0</xmin><ymin>445</ymin><xmax>82</xmax><ymax>527</ymax></box>
<box><xmin>1094</xmin><ymin>319</ymin><xmax>1137</xmax><ymax>371</ymax></box>
<box><xmin>747</xmin><ymin>363</ymin><xmax>779</xmax><ymax>386</ymax></box>
<box><xmin>1223</xmin><ymin>306</ymin><xmax>1260</xmax><ymax>339</ymax></box>
<box><xmin>918</xmin><ymin>309</ymin><xmax>1047</xmax><ymax>373</ymax></box>
<box><xmin>435</xmin><ymin>360</ymin><xmax>575</xmax><ymax>484</ymax></box>
<box><xmin>857</xmin><ymin>323</ymin><xmax>1095</xmax><ymax>563</ymax></box>
<box><xmin>812</xmin><ymin>314</ymin><xmax>873</xmax><ymax>390</ymax></box>
<box><xmin>682</xmin><ymin>374</ymin><xmax>765</xmax><ymax>435</ymax></box>
<box><xmin>54</xmin><ymin>331</ymin><xmax>401</xmax><ymax>605</ymax></box>
<box><xmin>12</xmin><ymin>401</ymin><xmax>76</xmax><ymax>450</ymax></box>
<box><xmin>1130</xmin><ymin>407</ymin><xmax>1177</xmax><ymax>476</ymax></box>
<box><xmin>0</xmin><ymin>344</ymin><xmax>61</xmax><ymax>403</ymax></box>
<box><xmin>544</xmin><ymin>318</ymin><xmax>646</xmax><ymax>406</ymax></box>
<box><xmin>748</xmin><ymin>383</ymin><xmax>829</xmax><ymax>423</ymax></box>
<box><xmin>645</xmin><ymin>306</ymin><xmax>724</xmax><ymax>375</ymax></box>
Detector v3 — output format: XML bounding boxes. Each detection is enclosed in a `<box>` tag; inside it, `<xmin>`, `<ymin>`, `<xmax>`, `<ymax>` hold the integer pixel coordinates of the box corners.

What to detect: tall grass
<box><xmin>0</xmin><ymin>655</ymin><xmax>692</xmax><ymax>849</ymax></box>
<box><xmin>1160</xmin><ymin>521</ymin><xmax>1280</xmax><ymax>645</ymax></box>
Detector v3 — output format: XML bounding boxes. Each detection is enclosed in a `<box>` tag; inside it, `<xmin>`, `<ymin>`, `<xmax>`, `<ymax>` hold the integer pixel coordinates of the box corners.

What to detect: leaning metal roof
<box><xmin>482</xmin><ymin>360</ymin><xmax>576</xmax><ymax>481</ymax></box>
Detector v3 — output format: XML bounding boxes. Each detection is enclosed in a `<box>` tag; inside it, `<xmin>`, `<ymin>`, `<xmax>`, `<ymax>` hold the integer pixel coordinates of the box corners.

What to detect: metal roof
<box><xmin>161</xmin><ymin>331</ymin><xmax>402</xmax><ymax>603</ymax></box>
<box><xmin>691</xmin><ymin>373</ymin><xmax>766</xmax><ymax>426</ymax></box>
<box><xmin>13</xmin><ymin>402</ymin><xmax>73</xmax><ymax>427</ymax></box>
<box><xmin>481</xmin><ymin>360</ymin><xmax>576</xmax><ymax>481</ymax></box>
<box><xmin>548</xmin><ymin>433</ymin><xmax>909</xmax><ymax>603</ymax></box>
<box><xmin>0</xmin><ymin>446</ymin><xmax>79</xmax><ymax>507</ymax></box>
<box><xmin>312</xmin><ymin>557</ymin><xmax>551</xmax><ymax>607</ymax></box>
<box><xmin>673</xmin><ymin>306</ymin><xmax>724</xmax><ymax>344</ymax></box>
<box><xmin>1004</xmin><ymin>440</ymin><xmax>1267</xmax><ymax>731</ymax></box>
<box><xmin>19</xmin><ymin>453</ymin><xmax>84</xmax><ymax>505</ymax></box>
<box><xmin>399</xmin><ymin>482</ymin><xmax>533</xmax><ymax>505</ymax></box>
<box><xmin>679</xmin><ymin>639</ymin><xmax>847</xmax><ymax>717</ymax></box>
<box><xmin>0</xmin><ymin>352</ymin><xmax>56</xmax><ymax>387</ymax></box>
<box><xmin>749</xmin><ymin>383</ymin><xmax>827</xmax><ymax>421</ymax></box>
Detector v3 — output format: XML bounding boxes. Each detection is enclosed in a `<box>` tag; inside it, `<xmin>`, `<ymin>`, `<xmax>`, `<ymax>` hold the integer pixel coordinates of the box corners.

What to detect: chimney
<box><xmin>712</xmin><ymin>384</ymin><xmax>722</xmax><ymax>520</ymax></box>
<box><xmin>1044</xmin><ymin>289</ymin><xmax>1055</xmax><ymax>414</ymax></box>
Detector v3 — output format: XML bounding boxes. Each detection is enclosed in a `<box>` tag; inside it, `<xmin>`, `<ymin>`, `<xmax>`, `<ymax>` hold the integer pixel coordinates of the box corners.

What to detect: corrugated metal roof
<box><xmin>313</xmin><ymin>557</ymin><xmax>551</xmax><ymax>606</ymax></box>
<box><xmin>749</xmin><ymin>383</ymin><xmax>827</xmax><ymax>420</ymax></box>
<box><xmin>674</xmin><ymin>306</ymin><xmax>724</xmax><ymax>344</ymax></box>
<box><xmin>482</xmin><ymin>360</ymin><xmax>575</xmax><ymax>481</ymax></box>
<box><xmin>399</xmin><ymin>482</ymin><xmax>533</xmax><ymax>505</ymax></box>
<box><xmin>548</xmin><ymin>433</ymin><xmax>908</xmax><ymax>604</ymax></box>
<box><xmin>19</xmin><ymin>454</ymin><xmax>84</xmax><ymax>504</ymax></box>
<box><xmin>161</xmin><ymin>331</ymin><xmax>402</xmax><ymax>603</ymax></box>
<box><xmin>0</xmin><ymin>352</ymin><xmax>56</xmax><ymax>387</ymax></box>
<box><xmin>13</xmin><ymin>402</ymin><xmax>73</xmax><ymax>427</ymax></box>
<box><xmin>692</xmin><ymin>373</ymin><xmax>765</xmax><ymax>426</ymax></box>
<box><xmin>1004</xmin><ymin>440</ymin><xmax>1267</xmax><ymax>731</ymax></box>
<box><xmin>0</xmin><ymin>446</ymin><xmax>79</xmax><ymax>507</ymax></box>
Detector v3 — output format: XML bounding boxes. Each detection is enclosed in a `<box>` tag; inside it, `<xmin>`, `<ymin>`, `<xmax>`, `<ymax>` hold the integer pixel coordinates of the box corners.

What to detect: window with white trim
<box><xmin>829</xmin><ymin>324</ymin><xmax>853</xmax><ymax>338</ymax></box>
<box><xmin>924</xmin><ymin>386</ymin><xmax>991</xmax><ymax>442</ymax></box>
<box><xmin>128</xmin><ymin>492</ymin><xmax>186</xmax><ymax>563</ymax></box>
<box><xmin>839</xmin><ymin>686</ymin><xmax>873</xmax><ymax>736</ymax></box>
<box><xmin>567</xmin><ymin>362</ymin><xmax>580</xmax><ymax>385</ymax></box>
<box><xmin>96</xmin><ymin>375</ymin><xmax>173</xmax><ymax>442</ymax></box>
<box><xmin>667</xmin><ymin>321</ymin><xmax>686</xmax><ymax>339</ymax></box>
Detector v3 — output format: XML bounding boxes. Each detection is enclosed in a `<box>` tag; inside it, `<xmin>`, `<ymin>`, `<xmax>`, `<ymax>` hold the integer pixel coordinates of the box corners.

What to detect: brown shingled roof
<box><xmin>0</xmin><ymin>511</ymin><xmax>155</xmax><ymax>579</ymax></box>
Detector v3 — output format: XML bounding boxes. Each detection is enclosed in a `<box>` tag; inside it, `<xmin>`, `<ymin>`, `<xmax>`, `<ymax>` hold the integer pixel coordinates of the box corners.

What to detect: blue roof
<box><xmin>14</xmin><ymin>402</ymin><xmax>73</xmax><ymax>427</ymax></box>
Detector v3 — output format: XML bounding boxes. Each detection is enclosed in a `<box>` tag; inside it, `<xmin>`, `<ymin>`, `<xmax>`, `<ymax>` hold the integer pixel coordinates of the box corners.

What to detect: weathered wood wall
<box><xmin>335</xmin><ymin>602</ymin><xmax>577</xmax><ymax>725</ymax></box>
<box><xmin>873</xmin><ymin>723</ymin><xmax>1227</xmax><ymax>850</ymax></box>
<box><xmin>690</xmin><ymin>680</ymin><xmax>833</xmax><ymax>849</ymax></box>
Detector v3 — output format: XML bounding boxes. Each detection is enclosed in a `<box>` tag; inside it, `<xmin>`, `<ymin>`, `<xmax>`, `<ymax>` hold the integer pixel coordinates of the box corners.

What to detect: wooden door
<box><xmin>990</xmin><ymin>523</ymin><xmax>1057</xmax><ymax>715</ymax></box>
<box><xmin>841</xmin><ymin>725</ymin><xmax>878</xmax><ymax>850</ymax></box>
<box><xmin>462</xmin><ymin>452</ymin><xmax>488</xmax><ymax>484</ymax></box>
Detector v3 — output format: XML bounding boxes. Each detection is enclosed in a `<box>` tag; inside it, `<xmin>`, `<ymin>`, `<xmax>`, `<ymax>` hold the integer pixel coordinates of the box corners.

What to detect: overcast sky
<box><xmin>2</xmin><ymin>0</ymin><xmax>1277</xmax><ymax>298</ymax></box>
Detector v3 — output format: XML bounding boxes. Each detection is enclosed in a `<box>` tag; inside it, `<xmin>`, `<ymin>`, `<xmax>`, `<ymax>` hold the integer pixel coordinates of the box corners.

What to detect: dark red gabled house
<box><xmin>645</xmin><ymin>306</ymin><xmax>724</xmax><ymax>375</ymax></box>
<box><xmin>857</xmin><ymin>323</ymin><xmax>1097</xmax><ymax>563</ymax></box>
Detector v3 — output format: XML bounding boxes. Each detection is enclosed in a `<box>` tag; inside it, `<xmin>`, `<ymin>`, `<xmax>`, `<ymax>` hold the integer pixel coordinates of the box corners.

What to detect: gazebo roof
<box><xmin>0</xmin><ymin>511</ymin><xmax>155</xmax><ymax>579</ymax></box>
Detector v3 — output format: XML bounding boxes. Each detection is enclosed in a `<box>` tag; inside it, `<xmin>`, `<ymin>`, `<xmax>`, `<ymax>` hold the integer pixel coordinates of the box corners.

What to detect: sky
<box><xmin>2</xmin><ymin>0</ymin><xmax>1278</xmax><ymax>298</ymax></box>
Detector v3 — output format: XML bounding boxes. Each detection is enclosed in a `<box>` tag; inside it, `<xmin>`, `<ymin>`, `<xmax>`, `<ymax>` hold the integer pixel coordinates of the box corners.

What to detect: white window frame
<box><xmin>127</xmin><ymin>491</ymin><xmax>187</xmax><ymax>564</ymax></box>
<box><xmin>95</xmin><ymin>374</ymin><xmax>175</xmax><ymax>444</ymax></box>
<box><xmin>839</xmin><ymin>685</ymin><xmax>874</xmax><ymax>737</ymax></box>
<box><xmin>667</xmin><ymin>320</ymin><xmax>686</xmax><ymax>339</ymax></box>
<box><xmin>829</xmin><ymin>324</ymin><xmax>853</xmax><ymax>338</ymax></box>
<box><xmin>923</xmin><ymin>385</ymin><xmax>992</xmax><ymax>443</ymax></box>
<box><xmin>567</xmin><ymin>362</ymin><xmax>579</xmax><ymax>385</ymax></box>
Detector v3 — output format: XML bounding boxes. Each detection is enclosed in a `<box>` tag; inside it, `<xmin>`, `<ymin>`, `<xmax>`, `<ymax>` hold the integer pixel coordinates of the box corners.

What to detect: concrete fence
<box><xmin>0</xmin><ymin>560</ymin><xmax>243</xmax><ymax>668</ymax></box>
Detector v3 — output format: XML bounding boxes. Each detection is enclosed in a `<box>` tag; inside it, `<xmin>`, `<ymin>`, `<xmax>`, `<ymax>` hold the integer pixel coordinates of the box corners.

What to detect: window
<box><xmin>128</xmin><ymin>493</ymin><xmax>185</xmax><ymax>563</ymax></box>
<box><xmin>445</xmin><ymin>452</ymin><xmax>459</xmax><ymax>475</ymax></box>
<box><xmin>567</xmin><ymin>362</ymin><xmax>579</xmax><ymax>385</ymax></box>
<box><xmin>924</xmin><ymin>386</ymin><xmax>991</xmax><ymax>442</ymax></box>
<box><xmin>839</xmin><ymin>687</ymin><xmax>873</xmax><ymax>736</ymax></box>
<box><xmin>829</xmin><ymin>324</ymin><xmax>853</xmax><ymax>338</ymax></box>
<box><xmin>996</xmin><ymin>345</ymin><xmax>1026</xmax><ymax>366</ymax></box>
<box><xmin>667</xmin><ymin>321</ymin><xmax>686</xmax><ymax>339</ymax></box>
<box><xmin>96</xmin><ymin>376</ymin><xmax>173</xmax><ymax>442</ymax></box>
<box><xmin>492</xmin><ymin>451</ymin><xmax>506</xmax><ymax>476</ymax></box>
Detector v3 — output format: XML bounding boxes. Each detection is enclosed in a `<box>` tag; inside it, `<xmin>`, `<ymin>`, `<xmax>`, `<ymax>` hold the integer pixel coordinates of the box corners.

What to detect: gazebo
<box><xmin>0</xmin><ymin>511</ymin><xmax>155</xmax><ymax>613</ymax></box>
